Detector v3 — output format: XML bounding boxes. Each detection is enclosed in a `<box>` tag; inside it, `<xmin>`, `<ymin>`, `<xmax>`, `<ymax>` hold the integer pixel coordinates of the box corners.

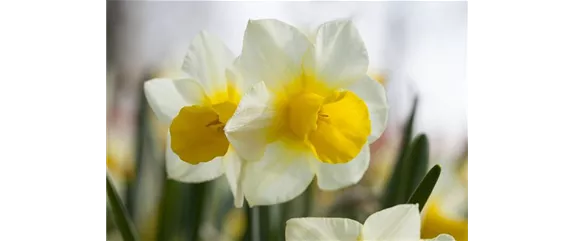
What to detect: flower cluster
<box><xmin>144</xmin><ymin>18</ymin><xmax>453</xmax><ymax>240</ymax></box>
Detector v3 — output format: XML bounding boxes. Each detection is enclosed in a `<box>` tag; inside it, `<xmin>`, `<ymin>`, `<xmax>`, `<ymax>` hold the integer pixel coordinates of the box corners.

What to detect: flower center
<box><xmin>285</xmin><ymin>89</ymin><xmax>371</xmax><ymax>164</ymax></box>
<box><xmin>170</xmin><ymin>101</ymin><xmax>237</xmax><ymax>164</ymax></box>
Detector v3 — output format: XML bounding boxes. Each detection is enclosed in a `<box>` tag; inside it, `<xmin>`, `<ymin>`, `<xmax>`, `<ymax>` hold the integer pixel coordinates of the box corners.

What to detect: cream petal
<box><xmin>285</xmin><ymin>218</ymin><xmax>363</xmax><ymax>241</ymax></box>
<box><xmin>165</xmin><ymin>133</ymin><xmax>224</xmax><ymax>183</ymax></box>
<box><xmin>242</xmin><ymin>141</ymin><xmax>315</xmax><ymax>206</ymax></box>
<box><xmin>224</xmin><ymin>81</ymin><xmax>278</xmax><ymax>162</ymax></box>
<box><xmin>422</xmin><ymin>234</ymin><xmax>456</xmax><ymax>241</ymax></box>
<box><xmin>348</xmin><ymin>75</ymin><xmax>389</xmax><ymax>143</ymax></box>
<box><xmin>315</xmin><ymin>144</ymin><xmax>370</xmax><ymax>191</ymax></box>
<box><xmin>225</xmin><ymin>57</ymin><xmax>259</xmax><ymax>96</ymax></box>
<box><xmin>223</xmin><ymin>148</ymin><xmax>245</xmax><ymax>208</ymax></box>
<box><xmin>182</xmin><ymin>31</ymin><xmax>235</xmax><ymax>98</ymax></box>
<box><xmin>362</xmin><ymin>204</ymin><xmax>421</xmax><ymax>241</ymax></box>
<box><xmin>304</xmin><ymin>20</ymin><xmax>368</xmax><ymax>89</ymax></box>
<box><xmin>239</xmin><ymin>19</ymin><xmax>311</xmax><ymax>91</ymax></box>
<box><xmin>143</xmin><ymin>78</ymin><xmax>189</xmax><ymax>124</ymax></box>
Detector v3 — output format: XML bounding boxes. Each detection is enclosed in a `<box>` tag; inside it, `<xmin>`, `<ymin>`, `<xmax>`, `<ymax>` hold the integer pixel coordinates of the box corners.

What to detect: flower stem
<box><xmin>247</xmin><ymin>207</ymin><xmax>260</xmax><ymax>241</ymax></box>
<box><xmin>278</xmin><ymin>201</ymin><xmax>292</xmax><ymax>241</ymax></box>
<box><xmin>302</xmin><ymin>184</ymin><xmax>314</xmax><ymax>217</ymax></box>
<box><xmin>258</xmin><ymin>206</ymin><xmax>270</xmax><ymax>240</ymax></box>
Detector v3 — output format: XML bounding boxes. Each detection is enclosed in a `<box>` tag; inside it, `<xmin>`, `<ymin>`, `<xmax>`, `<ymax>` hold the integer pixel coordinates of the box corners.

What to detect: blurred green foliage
<box><xmin>107</xmin><ymin>174</ymin><xmax>139</xmax><ymax>241</ymax></box>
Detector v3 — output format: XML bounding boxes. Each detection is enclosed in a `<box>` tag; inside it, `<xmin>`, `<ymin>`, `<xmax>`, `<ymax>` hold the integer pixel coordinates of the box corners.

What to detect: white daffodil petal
<box><xmin>223</xmin><ymin>148</ymin><xmax>245</xmax><ymax>208</ymax></box>
<box><xmin>362</xmin><ymin>204</ymin><xmax>421</xmax><ymax>241</ymax></box>
<box><xmin>225</xmin><ymin>57</ymin><xmax>257</xmax><ymax>97</ymax></box>
<box><xmin>348</xmin><ymin>75</ymin><xmax>389</xmax><ymax>143</ymax></box>
<box><xmin>285</xmin><ymin>218</ymin><xmax>363</xmax><ymax>241</ymax></box>
<box><xmin>224</xmin><ymin>81</ymin><xmax>277</xmax><ymax>162</ymax></box>
<box><xmin>315</xmin><ymin>144</ymin><xmax>370</xmax><ymax>191</ymax></box>
<box><xmin>165</xmin><ymin>133</ymin><xmax>224</xmax><ymax>183</ymax></box>
<box><xmin>242</xmin><ymin>141</ymin><xmax>315</xmax><ymax>206</ymax></box>
<box><xmin>144</xmin><ymin>78</ymin><xmax>190</xmax><ymax>124</ymax></box>
<box><xmin>423</xmin><ymin>234</ymin><xmax>456</xmax><ymax>241</ymax></box>
<box><xmin>305</xmin><ymin>20</ymin><xmax>368</xmax><ymax>88</ymax></box>
<box><xmin>172</xmin><ymin>78</ymin><xmax>208</xmax><ymax>105</ymax></box>
<box><xmin>183</xmin><ymin>31</ymin><xmax>235</xmax><ymax>97</ymax></box>
<box><xmin>240</xmin><ymin>19</ymin><xmax>311</xmax><ymax>90</ymax></box>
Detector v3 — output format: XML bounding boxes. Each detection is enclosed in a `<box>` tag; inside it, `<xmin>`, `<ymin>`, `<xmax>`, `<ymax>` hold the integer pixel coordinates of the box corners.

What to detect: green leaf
<box><xmin>380</xmin><ymin>133</ymin><xmax>430</xmax><ymax>209</ymax></box>
<box><xmin>396</xmin><ymin>97</ymin><xmax>418</xmax><ymax>174</ymax></box>
<box><xmin>106</xmin><ymin>174</ymin><xmax>139</xmax><ymax>241</ymax></box>
<box><xmin>408</xmin><ymin>165</ymin><xmax>442</xmax><ymax>212</ymax></box>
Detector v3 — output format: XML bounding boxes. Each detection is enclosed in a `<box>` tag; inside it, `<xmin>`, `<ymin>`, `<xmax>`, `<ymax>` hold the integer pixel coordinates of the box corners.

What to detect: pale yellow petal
<box><xmin>422</xmin><ymin>234</ymin><xmax>456</xmax><ymax>241</ymax></box>
<box><xmin>144</xmin><ymin>78</ymin><xmax>206</xmax><ymax>125</ymax></box>
<box><xmin>362</xmin><ymin>204</ymin><xmax>421</xmax><ymax>241</ymax></box>
<box><xmin>304</xmin><ymin>20</ymin><xmax>368</xmax><ymax>89</ymax></box>
<box><xmin>239</xmin><ymin>19</ymin><xmax>311</xmax><ymax>91</ymax></box>
<box><xmin>315</xmin><ymin>144</ymin><xmax>370</xmax><ymax>191</ymax></box>
<box><xmin>223</xmin><ymin>148</ymin><xmax>245</xmax><ymax>208</ymax></box>
<box><xmin>285</xmin><ymin>218</ymin><xmax>363</xmax><ymax>241</ymax></box>
<box><xmin>242</xmin><ymin>141</ymin><xmax>315</xmax><ymax>206</ymax></box>
<box><xmin>183</xmin><ymin>31</ymin><xmax>235</xmax><ymax>98</ymax></box>
<box><xmin>224</xmin><ymin>82</ymin><xmax>278</xmax><ymax>162</ymax></box>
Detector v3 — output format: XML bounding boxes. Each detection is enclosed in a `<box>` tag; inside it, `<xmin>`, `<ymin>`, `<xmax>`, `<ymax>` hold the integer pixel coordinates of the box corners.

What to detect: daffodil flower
<box><xmin>286</xmin><ymin>204</ymin><xmax>455</xmax><ymax>241</ymax></box>
<box><xmin>144</xmin><ymin>31</ymin><xmax>253</xmax><ymax>207</ymax></box>
<box><xmin>225</xmin><ymin>19</ymin><xmax>389</xmax><ymax>205</ymax></box>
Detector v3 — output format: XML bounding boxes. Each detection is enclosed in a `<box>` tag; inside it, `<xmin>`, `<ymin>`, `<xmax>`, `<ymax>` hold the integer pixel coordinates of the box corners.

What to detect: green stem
<box><xmin>302</xmin><ymin>184</ymin><xmax>314</xmax><ymax>217</ymax></box>
<box><xmin>189</xmin><ymin>182</ymin><xmax>208</xmax><ymax>241</ymax></box>
<box><xmin>155</xmin><ymin>180</ymin><xmax>182</xmax><ymax>241</ymax></box>
<box><xmin>258</xmin><ymin>206</ymin><xmax>270</xmax><ymax>241</ymax></box>
<box><xmin>242</xmin><ymin>205</ymin><xmax>250</xmax><ymax>241</ymax></box>
<box><xmin>250</xmin><ymin>207</ymin><xmax>261</xmax><ymax>241</ymax></box>
<box><xmin>278</xmin><ymin>202</ymin><xmax>292</xmax><ymax>241</ymax></box>
<box><xmin>126</xmin><ymin>84</ymin><xmax>149</xmax><ymax>217</ymax></box>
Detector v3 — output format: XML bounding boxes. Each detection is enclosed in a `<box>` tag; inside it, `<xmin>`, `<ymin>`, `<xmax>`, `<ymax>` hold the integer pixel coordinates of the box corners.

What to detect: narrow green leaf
<box><xmin>381</xmin><ymin>133</ymin><xmax>429</xmax><ymax>209</ymax></box>
<box><xmin>408</xmin><ymin>165</ymin><xmax>442</xmax><ymax>212</ymax></box>
<box><xmin>379</xmin><ymin>97</ymin><xmax>418</xmax><ymax>210</ymax></box>
<box><xmin>106</xmin><ymin>174</ymin><xmax>139</xmax><ymax>241</ymax></box>
<box><xmin>396</xmin><ymin>97</ymin><xmax>418</xmax><ymax>172</ymax></box>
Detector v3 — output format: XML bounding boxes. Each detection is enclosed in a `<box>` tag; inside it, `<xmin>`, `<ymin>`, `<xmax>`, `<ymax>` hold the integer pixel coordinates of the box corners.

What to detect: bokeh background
<box><xmin>106</xmin><ymin>1</ymin><xmax>467</xmax><ymax>241</ymax></box>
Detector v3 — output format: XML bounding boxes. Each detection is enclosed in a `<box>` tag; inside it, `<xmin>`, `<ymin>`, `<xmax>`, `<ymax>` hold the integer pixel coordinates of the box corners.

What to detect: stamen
<box><xmin>206</xmin><ymin>119</ymin><xmax>222</xmax><ymax>127</ymax></box>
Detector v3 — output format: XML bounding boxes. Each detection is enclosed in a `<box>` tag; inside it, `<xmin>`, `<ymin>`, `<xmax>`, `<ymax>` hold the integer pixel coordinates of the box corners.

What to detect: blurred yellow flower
<box><xmin>106</xmin><ymin>135</ymin><xmax>135</xmax><ymax>181</ymax></box>
<box><xmin>144</xmin><ymin>31</ymin><xmax>256</xmax><ymax>207</ymax></box>
<box><xmin>422</xmin><ymin>200</ymin><xmax>467</xmax><ymax>241</ymax></box>
<box><xmin>459</xmin><ymin>158</ymin><xmax>468</xmax><ymax>188</ymax></box>
<box><xmin>286</xmin><ymin>204</ymin><xmax>454</xmax><ymax>241</ymax></box>
<box><xmin>225</xmin><ymin>19</ymin><xmax>389</xmax><ymax>206</ymax></box>
<box><xmin>222</xmin><ymin>208</ymin><xmax>247</xmax><ymax>241</ymax></box>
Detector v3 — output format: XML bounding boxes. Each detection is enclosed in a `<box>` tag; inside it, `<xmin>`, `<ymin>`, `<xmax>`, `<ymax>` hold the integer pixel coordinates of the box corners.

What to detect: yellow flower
<box><xmin>286</xmin><ymin>204</ymin><xmax>454</xmax><ymax>241</ymax></box>
<box><xmin>222</xmin><ymin>208</ymin><xmax>247</xmax><ymax>240</ymax></box>
<box><xmin>224</xmin><ymin>19</ymin><xmax>389</xmax><ymax>206</ymax></box>
<box><xmin>144</xmin><ymin>31</ymin><xmax>255</xmax><ymax>207</ymax></box>
<box><xmin>421</xmin><ymin>200</ymin><xmax>468</xmax><ymax>241</ymax></box>
<box><xmin>106</xmin><ymin>135</ymin><xmax>135</xmax><ymax>181</ymax></box>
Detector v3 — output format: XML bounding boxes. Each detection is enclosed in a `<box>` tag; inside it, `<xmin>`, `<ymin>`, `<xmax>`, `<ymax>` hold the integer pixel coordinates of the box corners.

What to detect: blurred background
<box><xmin>106</xmin><ymin>1</ymin><xmax>467</xmax><ymax>241</ymax></box>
